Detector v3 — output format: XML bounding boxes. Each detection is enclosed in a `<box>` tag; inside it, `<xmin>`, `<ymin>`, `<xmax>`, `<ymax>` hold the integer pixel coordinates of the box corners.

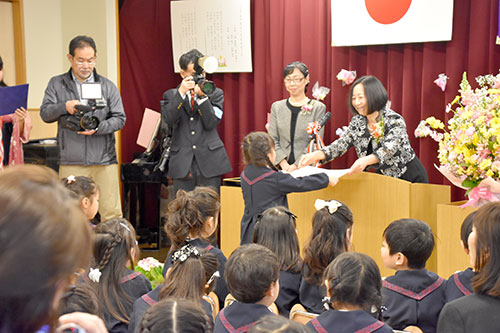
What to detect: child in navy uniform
<box><xmin>307</xmin><ymin>252</ymin><xmax>393</xmax><ymax>333</ymax></box>
<box><xmin>91</xmin><ymin>218</ymin><xmax>152</xmax><ymax>333</ymax></box>
<box><xmin>129</xmin><ymin>245</ymin><xmax>218</xmax><ymax>333</ymax></box>
<box><xmin>252</xmin><ymin>206</ymin><xmax>302</xmax><ymax>317</ymax></box>
<box><xmin>444</xmin><ymin>211</ymin><xmax>476</xmax><ymax>302</ymax></box>
<box><xmin>239</xmin><ymin>132</ymin><xmax>337</xmax><ymax>244</ymax></box>
<box><xmin>300</xmin><ymin>199</ymin><xmax>353</xmax><ymax>314</ymax></box>
<box><xmin>162</xmin><ymin>187</ymin><xmax>228</xmax><ymax>305</ymax></box>
<box><xmin>214</xmin><ymin>244</ymin><xmax>280</xmax><ymax>333</ymax></box>
<box><xmin>381</xmin><ymin>218</ymin><xmax>446</xmax><ymax>333</ymax></box>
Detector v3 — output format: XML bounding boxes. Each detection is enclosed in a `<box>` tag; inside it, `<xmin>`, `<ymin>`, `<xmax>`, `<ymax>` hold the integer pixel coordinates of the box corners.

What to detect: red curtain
<box><xmin>119</xmin><ymin>0</ymin><xmax>500</xmax><ymax>201</ymax></box>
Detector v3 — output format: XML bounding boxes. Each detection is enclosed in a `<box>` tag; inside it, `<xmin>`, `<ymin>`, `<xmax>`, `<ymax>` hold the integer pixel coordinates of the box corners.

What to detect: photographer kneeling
<box><xmin>161</xmin><ymin>49</ymin><xmax>231</xmax><ymax>194</ymax></box>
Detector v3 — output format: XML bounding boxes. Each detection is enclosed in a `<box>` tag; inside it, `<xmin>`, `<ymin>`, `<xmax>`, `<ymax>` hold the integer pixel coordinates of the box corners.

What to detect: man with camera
<box><xmin>40</xmin><ymin>35</ymin><xmax>126</xmax><ymax>222</ymax></box>
<box><xmin>161</xmin><ymin>49</ymin><xmax>231</xmax><ymax>194</ymax></box>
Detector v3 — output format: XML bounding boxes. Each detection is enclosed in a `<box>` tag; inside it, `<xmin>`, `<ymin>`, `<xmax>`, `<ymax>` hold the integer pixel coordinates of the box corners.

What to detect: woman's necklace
<box><xmin>289</xmin><ymin>96</ymin><xmax>309</xmax><ymax>107</ymax></box>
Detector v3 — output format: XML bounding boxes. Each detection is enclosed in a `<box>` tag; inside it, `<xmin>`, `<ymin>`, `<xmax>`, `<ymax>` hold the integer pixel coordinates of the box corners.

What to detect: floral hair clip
<box><xmin>207</xmin><ymin>271</ymin><xmax>220</xmax><ymax>285</ymax></box>
<box><xmin>66</xmin><ymin>175</ymin><xmax>76</xmax><ymax>184</ymax></box>
<box><xmin>171</xmin><ymin>244</ymin><xmax>201</xmax><ymax>264</ymax></box>
<box><xmin>314</xmin><ymin>199</ymin><xmax>342</xmax><ymax>214</ymax></box>
<box><xmin>88</xmin><ymin>267</ymin><xmax>102</xmax><ymax>283</ymax></box>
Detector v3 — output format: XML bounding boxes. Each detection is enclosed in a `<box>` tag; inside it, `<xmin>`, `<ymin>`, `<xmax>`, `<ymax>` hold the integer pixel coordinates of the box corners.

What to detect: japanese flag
<box><xmin>331</xmin><ymin>0</ymin><xmax>454</xmax><ymax>47</ymax></box>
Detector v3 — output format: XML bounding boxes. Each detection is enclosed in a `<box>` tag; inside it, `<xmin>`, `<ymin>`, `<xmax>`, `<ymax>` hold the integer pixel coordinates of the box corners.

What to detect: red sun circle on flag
<box><xmin>365</xmin><ymin>0</ymin><xmax>412</xmax><ymax>25</ymax></box>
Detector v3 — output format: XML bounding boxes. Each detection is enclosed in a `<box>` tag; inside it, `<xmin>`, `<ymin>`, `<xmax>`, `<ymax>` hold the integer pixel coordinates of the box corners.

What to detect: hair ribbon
<box><xmin>315</xmin><ymin>199</ymin><xmax>342</xmax><ymax>214</ymax></box>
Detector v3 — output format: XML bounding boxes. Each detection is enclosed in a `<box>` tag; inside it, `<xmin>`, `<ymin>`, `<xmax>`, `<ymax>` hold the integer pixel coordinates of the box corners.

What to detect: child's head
<box><xmin>59</xmin><ymin>283</ymin><xmax>100</xmax><ymax>316</ymax></box>
<box><xmin>161</xmin><ymin>244</ymin><xmax>217</xmax><ymax>303</ymax></box>
<box><xmin>92</xmin><ymin>218</ymin><xmax>139</xmax><ymax>324</ymax></box>
<box><xmin>62</xmin><ymin>175</ymin><xmax>99</xmax><ymax>219</ymax></box>
<box><xmin>460</xmin><ymin>211</ymin><xmax>476</xmax><ymax>255</ymax></box>
<box><xmin>249</xmin><ymin>314</ymin><xmax>311</xmax><ymax>333</ymax></box>
<box><xmin>165</xmin><ymin>187</ymin><xmax>220</xmax><ymax>250</ymax></box>
<box><xmin>225</xmin><ymin>244</ymin><xmax>280</xmax><ymax>305</ymax></box>
<box><xmin>324</xmin><ymin>252</ymin><xmax>382</xmax><ymax>313</ymax></box>
<box><xmin>303</xmin><ymin>199</ymin><xmax>353</xmax><ymax>285</ymax></box>
<box><xmin>0</xmin><ymin>165</ymin><xmax>92</xmax><ymax>333</ymax></box>
<box><xmin>252</xmin><ymin>206</ymin><xmax>302</xmax><ymax>273</ymax></box>
<box><xmin>382</xmin><ymin>218</ymin><xmax>434</xmax><ymax>270</ymax></box>
<box><xmin>469</xmin><ymin>202</ymin><xmax>500</xmax><ymax>297</ymax></box>
<box><xmin>139</xmin><ymin>298</ymin><xmax>212</xmax><ymax>333</ymax></box>
<box><xmin>241</xmin><ymin>131</ymin><xmax>276</xmax><ymax>168</ymax></box>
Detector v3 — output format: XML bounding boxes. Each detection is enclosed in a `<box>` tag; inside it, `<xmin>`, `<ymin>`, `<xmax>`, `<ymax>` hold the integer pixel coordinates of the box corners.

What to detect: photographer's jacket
<box><xmin>40</xmin><ymin>69</ymin><xmax>126</xmax><ymax>165</ymax></box>
<box><xmin>161</xmin><ymin>87</ymin><xmax>231</xmax><ymax>179</ymax></box>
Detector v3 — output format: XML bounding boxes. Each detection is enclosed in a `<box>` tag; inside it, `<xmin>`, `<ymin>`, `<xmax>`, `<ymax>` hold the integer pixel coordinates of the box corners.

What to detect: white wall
<box><xmin>23</xmin><ymin>0</ymin><xmax>118</xmax><ymax>139</ymax></box>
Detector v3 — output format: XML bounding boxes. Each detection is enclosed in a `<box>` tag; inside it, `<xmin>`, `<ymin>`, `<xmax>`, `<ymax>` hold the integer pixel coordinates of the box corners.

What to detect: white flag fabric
<box><xmin>331</xmin><ymin>0</ymin><xmax>454</xmax><ymax>47</ymax></box>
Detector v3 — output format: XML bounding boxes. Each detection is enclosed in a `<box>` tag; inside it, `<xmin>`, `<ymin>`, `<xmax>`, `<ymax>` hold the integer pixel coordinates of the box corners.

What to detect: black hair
<box><xmin>252</xmin><ymin>206</ymin><xmax>302</xmax><ymax>273</ymax></box>
<box><xmin>139</xmin><ymin>299</ymin><xmax>212</xmax><ymax>333</ymax></box>
<box><xmin>165</xmin><ymin>187</ymin><xmax>220</xmax><ymax>250</ymax></box>
<box><xmin>470</xmin><ymin>202</ymin><xmax>500</xmax><ymax>297</ymax></box>
<box><xmin>241</xmin><ymin>131</ymin><xmax>277</xmax><ymax>170</ymax></box>
<box><xmin>461</xmin><ymin>211</ymin><xmax>476</xmax><ymax>251</ymax></box>
<box><xmin>325</xmin><ymin>252</ymin><xmax>382</xmax><ymax>314</ymax></box>
<box><xmin>179</xmin><ymin>49</ymin><xmax>203</xmax><ymax>71</ymax></box>
<box><xmin>59</xmin><ymin>283</ymin><xmax>101</xmax><ymax>316</ymax></box>
<box><xmin>69</xmin><ymin>35</ymin><xmax>97</xmax><ymax>56</ymax></box>
<box><xmin>283</xmin><ymin>61</ymin><xmax>310</xmax><ymax>93</ymax></box>
<box><xmin>62</xmin><ymin>176</ymin><xmax>98</xmax><ymax>201</ymax></box>
<box><xmin>302</xmin><ymin>201</ymin><xmax>353</xmax><ymax>285</ymax></box>
<box><xmin>225</xmin><ymin>244</ymin><xmax>280</xmax><ymax>303</ymax></box>
<box><xmin>93</xmin><ymin>218</ymin><xmax>139</xmax><ymax>324</ymax></box>
<box><xmin>249</xmin><ymin>314</ymin><xmax>311</xmax><ymax>333</ymax></box>
<box><xmin>383</xmin><ymin>219</ymin><xmax>434</xmax><ymax>269</ymax></box>
<box><xmin>348</xmin><ymin>75</ymin><xmax>388</xmax><ymax>115</ymax></box>
<box><xmin>0</xmin><ymin>55</ymin><xmax>7</xmax><ymax>87</ymax></box>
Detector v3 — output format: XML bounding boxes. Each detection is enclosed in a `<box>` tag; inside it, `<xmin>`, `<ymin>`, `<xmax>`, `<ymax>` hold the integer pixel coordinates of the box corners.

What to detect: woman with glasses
<box><xmin>268</xmin><ymin>61</ymin><xmax>326</xmax><ymax>172</ymax></box>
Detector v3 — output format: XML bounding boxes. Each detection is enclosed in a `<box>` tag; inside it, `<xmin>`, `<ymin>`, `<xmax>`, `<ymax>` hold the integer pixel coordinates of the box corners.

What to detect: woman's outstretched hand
<box><xmin>299</xmin><ymin>150</ymin><xmax>326</xmax><ymax>168</ymax></box>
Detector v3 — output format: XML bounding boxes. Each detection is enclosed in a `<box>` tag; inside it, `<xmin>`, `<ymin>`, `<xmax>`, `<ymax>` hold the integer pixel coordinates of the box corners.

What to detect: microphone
<box><xmin>317</xmin><ymin>112</ymin><xmax>332</xmax><ymax>129</ymax></box>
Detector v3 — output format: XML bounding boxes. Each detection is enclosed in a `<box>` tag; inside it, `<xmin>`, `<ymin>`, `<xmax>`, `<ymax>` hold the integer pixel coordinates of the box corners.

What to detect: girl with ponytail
<box><xmin>162</xmin><ymin>186</ymin><xmax>228</xmax><ymax>305</ymax></box>
<box><xmin>91</xmin><ymin>218</ymin><xmax>152</xmax><ymax>332</ymax></box>
<box><xmin>239</xmin><ymin>131</ymin><xmax>337</xmax><ymax>245</ymax></box>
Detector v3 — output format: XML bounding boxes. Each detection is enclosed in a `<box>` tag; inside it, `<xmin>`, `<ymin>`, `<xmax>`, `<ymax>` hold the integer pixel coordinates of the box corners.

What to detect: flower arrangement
<box><xmin>369</xmin><ymin>118</ymin><xmax>385</xmax><ymax>144</ymax></box>
<box><xmin>134</xmin><ymin>257</ymin><xmax>164</xmax><ymax>289</ymax></box>
<box><xmin>301</xmin><ymin>99</ymin><xmax>314</xmax><ymax>114</ymax></box>
<box><xmin>416</xmin><ymin>72</ymin><xmax>500</xmax><ymax>200</ymax></box>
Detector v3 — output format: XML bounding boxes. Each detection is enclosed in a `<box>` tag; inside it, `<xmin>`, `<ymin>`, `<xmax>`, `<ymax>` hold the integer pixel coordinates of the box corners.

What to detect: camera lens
<box><xmin>80</xmin><ymin>115</ymin><xmax>100</xmax><ymax>130</ymax></box>
<box><xmin>200</xmin><ymin>81</ymin><xmax>215</xmax><ymax>95</ymax></box>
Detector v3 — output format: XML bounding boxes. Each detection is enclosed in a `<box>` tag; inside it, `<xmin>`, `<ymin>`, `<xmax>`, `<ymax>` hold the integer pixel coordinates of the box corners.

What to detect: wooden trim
<box><xmin>115</xmin><ymin>0</ymin><xmax>122</xmax><ymax>165</ymax></box>
<box><xmin>12</xmin><ymin>0</ymin><xmax>26</xmax><ymax>84</ymax></box>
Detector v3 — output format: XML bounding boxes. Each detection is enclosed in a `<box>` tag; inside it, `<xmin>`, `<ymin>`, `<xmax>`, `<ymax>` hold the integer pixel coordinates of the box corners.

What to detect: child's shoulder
<box><xmin>383</xmin><ymin>269</ymin><xmax>446</xmax><ymax>298</ymax></box>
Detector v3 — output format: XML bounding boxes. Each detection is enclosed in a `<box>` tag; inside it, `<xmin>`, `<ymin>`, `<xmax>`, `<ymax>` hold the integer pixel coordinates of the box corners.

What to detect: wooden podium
<box><xmin>221</xmin><ymin>172</ymin><xmax>450</xmax><ymax>277</ymax></box>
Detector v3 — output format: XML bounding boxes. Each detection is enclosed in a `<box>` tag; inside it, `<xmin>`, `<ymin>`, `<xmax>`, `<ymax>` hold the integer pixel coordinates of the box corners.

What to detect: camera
<box><xmin>62</xmin><ymin>83</ymin><xmax>104</xmax><ymax>131</ymax></box>
<box><xmin>193</xmin><ymin>56</ymin><xmax>218</xmax><ymax>95</ymax></box>
<box><xmin>63</xmin><ymin>103</ymin><xmax>101</xmax><ymax>131</ymax></box>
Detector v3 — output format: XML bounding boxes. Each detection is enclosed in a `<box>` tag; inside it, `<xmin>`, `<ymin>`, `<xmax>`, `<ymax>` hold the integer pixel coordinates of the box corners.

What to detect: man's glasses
<box><xmin>284</xmin><ymin>77</ymin><xmax>305</xmax><ymax>84</ymax></box>
<box><xmin>75</xmin><ymin>59</ymin><xmax>96</xmax><ymax>67</ymax></box>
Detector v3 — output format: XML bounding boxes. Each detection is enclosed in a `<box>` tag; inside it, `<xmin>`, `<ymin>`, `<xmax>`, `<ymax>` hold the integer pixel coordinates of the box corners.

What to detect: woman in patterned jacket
<box><xmin>300</xmin><ymin>75</ymin><xmax>428</xmax><ymax>183</ymax></box>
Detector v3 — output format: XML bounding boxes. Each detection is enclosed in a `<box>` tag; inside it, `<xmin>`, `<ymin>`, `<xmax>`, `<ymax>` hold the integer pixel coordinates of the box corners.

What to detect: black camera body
<box><xmin>192</xmin><ymin>73</ymin><xmax>216</xmax><ymax>95</ymax></box>
<box><xmin>63</xmin><ymin>101</ymin><xmax>102</xmax><ymax>131</ymax></box>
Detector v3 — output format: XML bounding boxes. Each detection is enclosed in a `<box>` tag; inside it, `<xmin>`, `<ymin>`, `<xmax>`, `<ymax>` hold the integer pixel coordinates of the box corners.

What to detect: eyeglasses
<box><xmin>284</xmin><ymin>77</ymin><xmax>305</xmax><ymax>84</ymax></box>
<box><xmin>75</xmin><ymin>59</ymin><xmax>96</xmax><ymax>67</ymax></box>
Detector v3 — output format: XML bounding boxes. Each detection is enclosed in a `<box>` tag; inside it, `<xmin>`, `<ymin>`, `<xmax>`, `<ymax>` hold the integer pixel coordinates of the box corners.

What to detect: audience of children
<box><xmin>444</xmin><ymin>211</ymin><xmax>476</xmax><ymax>302</ymax></box>
<box><xmin>437</xmin><ymin>202</ymin><xmax>500</xmax><ymax>332</ymax></box>
<box><xmin>92</xmin><ymin>218</ymin><xmax>152</xmax><ymax>332</ymax></box>
<box><xmin>239</xmin><ymin>131</ymin><xmax>338</xmax><ymax>244</ymax></box>
<box><xmin>139</xmin><ymin>299</ymin><xmax>213</xmax><ymax>333</ymax></box>
<box><xmin>381</xmin><ymin>218</ymin><xmax>446</xmax><ymax>333</ymax></box>
<box><xmin>306</xmin><ymin>252</ymin><xmax>393</xmax><ymax>333</ymax></box>
<box><xmin>300</xmin><ymin>199</ymin><xmax>353</xmax><ymax>314</ymax></box>
<box><xmin>214</xmin><ymin>244</ymin><xmax>280</xmax><ymax>333</ymax></box>
<box><xmin>0</xmin><ymin>165</ymin><xmax>105</xmax><ymax>333</ymax></box>
<box><xmin>163</xmin><ymin>186</ymin><xmax>229</xmax><ymax>304</ymax></box>
<box><xmin>129</xmin><ymin>245</ymin><xmax>218</xmax><ymax>333</ymax></box>
<box><xmin>62</xmin><ymin>175</ymin><xmax>100</xmax><ymax>221</ymax></box>
<box><xmin>252</xmin><ymin>206</ymin><xmax>302</xmax><ymax>317</ymax></box>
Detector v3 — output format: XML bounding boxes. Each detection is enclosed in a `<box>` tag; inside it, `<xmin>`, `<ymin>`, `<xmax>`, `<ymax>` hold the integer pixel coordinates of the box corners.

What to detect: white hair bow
<box><xmin>314</xmin><ymin>199</ymin><xmax>342</xmax><ymax>214</ymax></box>
<box><xmin>88</xmin><ymin>268</ymin><xmax>102</xmax><ymax>283</ymax></box>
